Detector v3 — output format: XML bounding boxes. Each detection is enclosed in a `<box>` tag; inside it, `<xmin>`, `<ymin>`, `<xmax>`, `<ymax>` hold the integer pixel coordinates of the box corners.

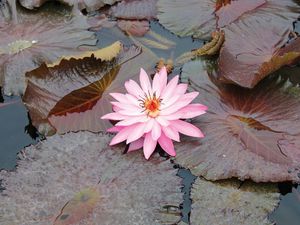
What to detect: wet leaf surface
<box><xmin>219</xmin><ymin>20</ymin><xmax>300</xmax><ymax>88</ymax></box>
<box><xmin>0</xmin><ymin>5</ymin><xmax>97</xmax><ymax>95</ymax></box>
<box><xmin>174</xmin><ymin>59</ymin><xmax>300</xmax><ymax>182</ymax></box>
<box><xmin>23</xmin><ymin>43</ymin><xmax>158</xmax><ymax>135</ymax></box>
<box><xmin>157</xmin><ymin>0</ymin><xmax>299</xmax><ymax>40</ymax></box>
<box><xmin>0</xmin><ymin>132</ymin><xmax>182</xmax><ymax>225</ymax></box>
<box><xmin>190</xmin><ymin>178</ymin><xmax>280</xmax><ymax>225</ymax></box>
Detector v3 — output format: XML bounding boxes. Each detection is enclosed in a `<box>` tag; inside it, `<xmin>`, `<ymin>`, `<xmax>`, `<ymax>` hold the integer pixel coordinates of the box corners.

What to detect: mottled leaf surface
<box><xmin>0</xmin><ymin>132</ymin><xmax>182</xmax><ymax>225</ymax></box>
<box><xmin>175</xmin><ymin>60</ymin><xmax>300</xmax><ymax>182</ymax></box>
<box><xmin>0</xmin><ymin>8</ymin><xmax>96</xmax><ymax>95</ymax></box>
<box><xmin>190</xmin><ymin>178</ymin><xmax>280</xmax><ymax>225</ymax></box>
<box><xmin>111</xmin><ymin>0</ymin><xmax>157</xmax><ymax>20</ymax></box>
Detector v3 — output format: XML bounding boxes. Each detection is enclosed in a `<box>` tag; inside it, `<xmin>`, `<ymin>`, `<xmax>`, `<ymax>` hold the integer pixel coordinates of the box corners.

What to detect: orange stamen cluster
<box><xmin>139</xmin><ymin>92</ymin><xmax>161</xmax><ymax>118</ymax></box>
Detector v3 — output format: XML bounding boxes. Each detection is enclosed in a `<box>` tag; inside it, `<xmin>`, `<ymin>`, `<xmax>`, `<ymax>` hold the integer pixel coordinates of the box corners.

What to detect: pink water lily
<box><xmin>101</xmin><ymin>67</ymin><xmax>207</xmax><ymax>159</ymax></box>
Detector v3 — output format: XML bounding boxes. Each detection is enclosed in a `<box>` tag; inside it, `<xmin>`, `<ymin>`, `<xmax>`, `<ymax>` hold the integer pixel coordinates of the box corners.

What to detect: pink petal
<box><xmin>161</xmin><ymin>75</ymin><xmax>179</xmax><ymax>101</ymax></box>
<box><xmin>161</xmin><ymin>94</ymin><xmax>180</xmax><ymax>109</ymax></box>
<box><xmin>177</xmin><ymin>104</ymin><xmax>207</xmax><ymax>119</ymax></box>
<box><xmin>125</xmin><ymin>79</ymin><xmax>144</xmax><ymax>98</ymax></box>
<box><xmin>174</xmin><ymin>83</ymin><xmax>188</xmax><ymax>95</ymax></box>
<box><xmin>118</xmin><ymin>109</ymin><xmax>144</xmax><ymax>116</ymax></box>
<box><xmin>158</xmin><ymin>133</ymin><xmax>176</xmax><ymax>157</ymax></box>
<box><xmin>110</xmin><ymin>93</ymin><xmax>128</xmax><ymax>103</ymax></box>
<box><xmin>152</xmin><ymin>66</ymin><xmax>167</xmax><ymax>97</ymax></box>
<box><xmin>162</xmin><ymin>126</ymin><xmax>180</xmax><ymax>142</ymax></box>
<box><xmin>116</xmin><ymin>115</ymin><xmax>148</xmax><ymax>126</ymax></box>
<box><xmin>151</xmin><ymin>119</ymin><xmax>161</xmax><ymax>140</ymax></box>
<box><xmin>112</xmin><ymin>105</ymin><xmax>122</xmax><ymax>112</ymax></box>
<box><xmin>139</xmin><ymin>68</ymin><xmax>152</xmax><ymax>94</ymax></box>
<box><xmin>125</xmin><ymin>94</ymin><xmax>140</xmax><ymax>106</ymax></box>
<box><xmin>101</xmin><ymin>112</ymin><xmax>128</xmax><ymax>120</ymax></box>
<box><xmin>143</xmin><ymin>132</ymin><xmax>157</xmax><ymax>160</ymax></box>
<box><xmin>128</xmin><ymin>138</ymin><xmax>144</xmax><ymax>152</ymax></box>
<box><xmin>126</xmin><ymin>123</ymin><xmax>146</xmax><ymax>144</ymax></box>
<box><xmin>144</xmin><ymin>118</ymin><xmax>154</xmax><ymax>133</ymax></box>
<box><xmin>107</xmin><ymin>126</ymin><xmax>123</xmax><ymax>133</ymax></box>
<box><xmin>110</xmin><ymin>125</ymin><xmax>137</xmax><ymax>145</ymax></box>
<box><xmin>156</xmin><ymin>116</ymin><xmax>170</xmax><ymax>127</ymax></box>
<box><xmin>170</xmin><ymin>120</ymin><xmax>204</xmax><ymax>138</ymax></box>
<box><xmin>160</xmin><ymin>92</ymin><xmax>199</xmax><ymax>116</ymax></box>
<box><xmin>111</xmin><ymin>101</ymin><xmax>140</xmax><ymax>111</ymax></box>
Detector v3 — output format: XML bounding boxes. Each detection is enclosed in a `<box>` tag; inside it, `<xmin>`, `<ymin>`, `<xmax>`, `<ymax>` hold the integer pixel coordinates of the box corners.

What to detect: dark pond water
<box><xmin>0</xmin><ymin>11</ymin><xmax>300</xmax><ymax>225</ymax></box>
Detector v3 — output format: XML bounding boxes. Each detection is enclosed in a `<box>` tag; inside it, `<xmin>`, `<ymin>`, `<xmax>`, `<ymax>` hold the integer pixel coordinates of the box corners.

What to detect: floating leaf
<box><xmin>219</xmin><ymin>19</ymin><xmax>300</xmax><ymax>88</ymax></box>
<box><xmin>19</xmin><ymin>0</ymin><xmax>121</xmax><ymax>11</ymax></box>
<box><xmin>174</xmin><ymin>59</ymin><xmax>300</xmax><ymax>182</ymax></box>
<box><xmin>117</xmin><ymin>19</ymin><xmax>150</xmax><ymax>37</ymax></box>
<box><xmin>157</xmin><ymin>0</ymin><xmax>300</xmax><ymax>40</ymax></box>
<box><xmin>0</xmin><ymin>132</ymin><xmax>182</xmax><ymax>225</ymax></box>
<box><xmin>0</xmin><ymin>99</ymin><xmax>19</xmax><ymax>108</ymax></box>
<box><xmin>23</xmin><ymin>43</ymin><xmax>158</xmax><ymax>135</ymax></box>
<box><xmin>157</xmin><ymin>0</ymin><xmax>216</xmax><ymax>40</ymax></box>
<box><xmin>0</xmin><ymin>5</ymin><xmax>97</xmax><ymax>95</ymax></box>
<box><xmin>111</xmin><ymin>0</ymin><xmax>157</xmax><ymax>20</ymax></box>
<box><xmin>47</xmin><ymin>41</ymin><xmax>122</xmax><ymax>67</ymax></box>
<box><xmin>190</xmin><ymin>178</ymin><xmax>280</xmax><ymax>225</ymax></box>
<box><xmin>54</xmin><ymin>187</ymin><xmax>100</xmax><ymax>225</ymax></box>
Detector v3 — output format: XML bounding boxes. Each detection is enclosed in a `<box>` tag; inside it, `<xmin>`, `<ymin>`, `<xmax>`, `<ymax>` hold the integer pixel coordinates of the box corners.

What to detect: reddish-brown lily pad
<box><xmin>218</xmin><ymin>19</ymin><xmax>300</xmax><ymax>88</ymax></box>
<box><xmin>0</xmin><ymin>132</ymin><xmax>182</xmax><ymax>224</ymax></box>
<box><xmin>23</xmin><ymin>43</ymin><xmax>158</xmax><ymax>135</ymax></box>
<box><xmin>175</xmin><ymin>59</ymin><xmax>300</xmax><ymax>183</ymax></box>
<box><xmin>0</xmin><ymin>5</ymin><xmax>97</xmax><ymax>95</ymax></box>
<box><xmin>157</xmin><ymin>0</ymin><xmax>300</xmax><ymax>40</ymax></box>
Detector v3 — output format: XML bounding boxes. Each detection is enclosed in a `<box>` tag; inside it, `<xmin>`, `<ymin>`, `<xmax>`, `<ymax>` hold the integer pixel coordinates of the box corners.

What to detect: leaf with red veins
<box><xmin>23</xmin><ymin>44</ymin><xmax>158</xmax><ymax>135</ymax></box>
<box><xmin>0</xmin><ymin>10</ymin><xmax>97</xmax><ymax>95</ymax></box>
<box><xmin>175</xmin><ymin>59</ymin><xmax>300</xmax><ymax>182</ymax></box>
<box><xmin>219</xmin><ymin>19</ymin><xmax>300</xmax><ymax>88</ymax></box>
<box><xmin>216</xmin><ymin>0</ymin><xmax>266</xmax><ymax>28</ymax></box>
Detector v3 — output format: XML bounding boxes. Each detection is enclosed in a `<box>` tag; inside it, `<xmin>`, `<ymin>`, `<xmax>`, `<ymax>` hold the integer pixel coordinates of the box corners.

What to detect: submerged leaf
<box><xmin>0</xmin><ymin>7</ymin><xmax>97</xmax><ymax>95</ymax></box>
<box><xmin>117</xmin><ymin>19</ymin><xmax>150</xmax><ymax>37</ymax></box>
<box><xmin>0</xmin><ymin>132</ymin><xmax>182</xmax><ymax>224</ymax></box>
<box><xmin>23</xmin><ymin>43</ymin><xmax>158</xmax><ymax>135</ymax></box>
<box><xmin>190</xmin><ymin>178</ymin><xmax>280</xmax><ymax>225</ymax></box>
<box><xmin>54</xmin><ymin>187</ymin><xmax>100</xmax><ymax>225</ymax></box>
<box><xmin>175</xmin><ymin>59</ymin><xmax>300</xmax><ymax>182</ymax></box>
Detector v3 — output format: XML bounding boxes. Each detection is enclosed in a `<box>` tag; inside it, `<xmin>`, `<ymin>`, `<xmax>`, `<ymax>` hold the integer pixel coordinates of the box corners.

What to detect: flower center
<box><xmin>139</xmin><ymin>93</ymin><xmax>161</xmax><ymax>118</ymax></box>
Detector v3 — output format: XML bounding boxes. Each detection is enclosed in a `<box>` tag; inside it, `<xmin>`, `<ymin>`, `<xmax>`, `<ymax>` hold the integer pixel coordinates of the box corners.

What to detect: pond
<box><xmin>0</xmin><ymin>0</ymin><xmax>300</xmax><ymax>224</ymax></box>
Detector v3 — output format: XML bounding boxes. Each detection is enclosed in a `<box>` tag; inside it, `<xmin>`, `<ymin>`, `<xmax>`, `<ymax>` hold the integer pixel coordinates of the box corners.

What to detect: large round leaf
<box><xmin>0</xmin><ymin>5</ymin><xmax>97</xmax><ymax>95</ymax></box>
<box><xmin>157</xmin><ymin>0</ymin><xmax>299</xmax><ymax>40</ymax></box>
<box><xmin>23</xmin><ymin>43</ymin><xmax>158</xmax><ymax>135</ymax></box>
<box><xmin>190</xmin><ymin>178</ymin><xmax>280</xmax><ymax>225</ymax></box>
<box><xmin>0</xmin><ymin>132</ymin><xmax>182</xmax><ymax>225</ymax></box>
<box><xmin>174</xmin><ymin>59</ymin><xmax>300</xmax><ymax>183</ymax></box>
<box><xmin>218</xmin><ymin>18</ymin><xmax>300</xmax><ymax>88</ymax></box>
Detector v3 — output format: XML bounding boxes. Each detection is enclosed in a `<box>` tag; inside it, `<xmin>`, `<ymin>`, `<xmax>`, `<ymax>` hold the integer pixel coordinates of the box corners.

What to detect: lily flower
<box><xmin>102</xmin><ymin>67</ymin><xmax>207</xmax><ymax>159</ymax></box>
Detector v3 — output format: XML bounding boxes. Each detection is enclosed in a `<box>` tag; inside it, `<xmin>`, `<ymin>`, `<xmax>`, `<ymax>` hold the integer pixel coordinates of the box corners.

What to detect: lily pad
<box><xmin>218</xmin><ymin>19</ymin><xmax>300</xmax><ymax>88</ymax></box>
<box><xmin>0</xmin><ymin>5</ymin><xmax>97</xmax><ymax>95</ymax></box>
<box><xmin>174</xmin><ymin>59</ymin><xmax>300</xmax><ymax>183</ymax></box>
<box><xmin>157</xmin><ymin>0</ymin><xmax>300</xmax><ymax>40</ymax></box>
<box><xmin>111</xmin><ymin>0</ymin><xmax>157</xmax><ymax>20</ymax></box>
<box><xmin>0</xmin><ymin>132</ymin><xmax>182</xmax><ymax>224</ymax></box>
<box><xmin>23</xmin><ymin>43</ymin><xmax>158</xmax><ymax>135</ymax></box>
<box><xmin>190</xmin><ymin>178</ymin><xmax>280</xmax><ymax>225</ymax></box>
<box><xmin>117</xmin><ymin>19</ymin><xmax>150</xmax><ymax>36</ymax></box>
